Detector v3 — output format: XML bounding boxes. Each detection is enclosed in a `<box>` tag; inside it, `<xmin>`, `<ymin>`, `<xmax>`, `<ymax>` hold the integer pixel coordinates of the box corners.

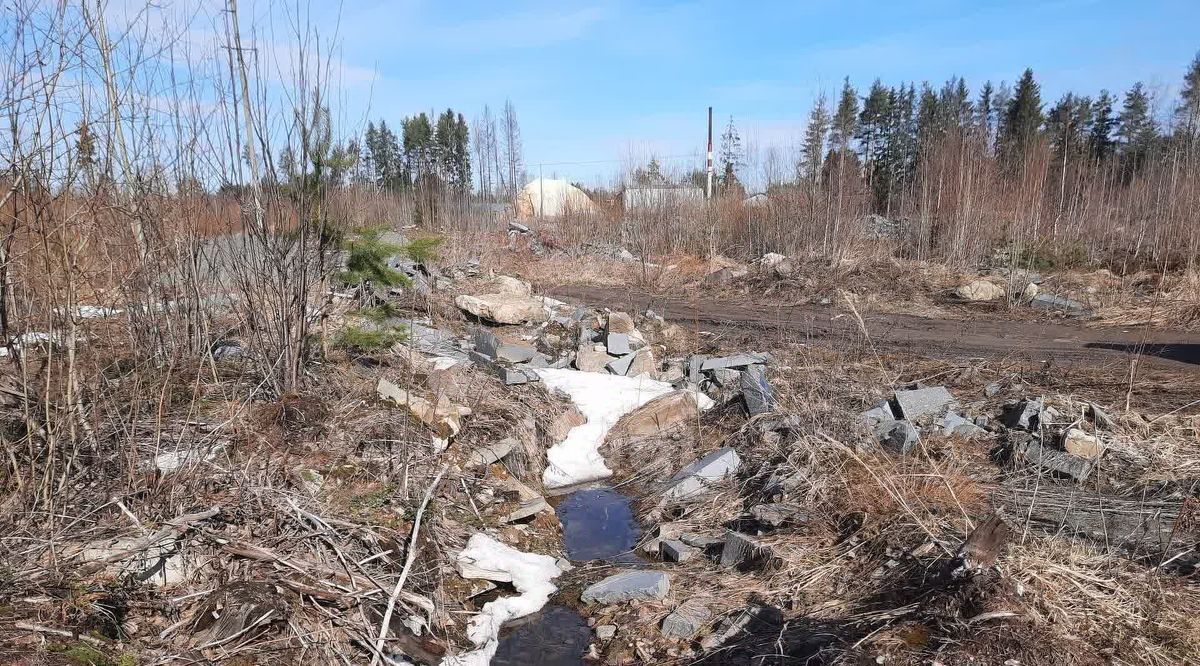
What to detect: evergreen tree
<box><xmin>1046</xmin><ymin>93</ymin><xmax>1092</xmax><ymax>159</ymax></box>
<box><xmin>940</xmin><ymin>77</ymin><xmax>972</xmax><ymax>131</ymax></box>
<box><xmin>800</xmin><ymin>95</ymin><xmax>830</xmax><ymax>182</ymax></box>
<box><xmin>454</xmin><ymin>113</ymin><xmax>472</xmax><ymax>191</ymax></box>
<box><xmin>1087</xmin><ymin>90</ymin><xmax>1117</xmax><ymax>160</ymax></box>
<box><xmin>856</xmin><ymin>79</ymin><xmax>890</xmax><ymax>172</ymax></box>
<box><xmin>916</xmin><ymin>82</ymin><xmax>941</xmax><ymax>148</ymax></box>
<box><xmin>1177</xmin><ymin>51</ymin><xmax>1200</xmax><ymax>147</ymax></box>
<box><xmin>830</xmin><ymin>77</ymin><xmax>859</xmax><ymax>155</ymax></box>
<box><xmin>1117</xmin><ymin>82</ymin><xmax>1157</xmax><ymax>173</ymax></box>
<box><xmin>999</xmin><ymin>68</ymin><xmax>1043</xmax><ymax>163</ymax></box>
<box><xmin>719</xmin><ymin>115</ymin><xmax>744</xmax><ymax>185</ymax></box>
<box><xmin>975</xmin><ymin>81</ymin><xmax>995</xmax><ymax>145</ymax></box>
<box><xmin>402</xmin><ymin>113</ymin><xmax>434</xmax><ymax>187</ymax></box>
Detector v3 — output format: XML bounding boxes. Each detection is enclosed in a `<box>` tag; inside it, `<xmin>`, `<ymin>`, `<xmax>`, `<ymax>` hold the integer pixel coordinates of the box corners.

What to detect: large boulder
<box><xmin>455</xmin><ymin>293</ymin><xmax>547</xmax><ymax>325</ymax></box>
<box><xmin>581</xmin><ymin>570</ymin><xmax>670</xmax><ymax>604</ymax></box>
<box><xmin>955</xmin><ymin>279</ymin><xmax>1005</xmax><ymax>302</ymax></box>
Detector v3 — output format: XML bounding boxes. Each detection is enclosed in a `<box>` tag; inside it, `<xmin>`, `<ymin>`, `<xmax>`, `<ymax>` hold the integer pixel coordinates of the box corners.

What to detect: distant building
<box><xmin>515</xmin><ymin>178</ymin><xmax>598</xmax><ymax>218</ymax></box>
<box><xmin>622</xmin><ymin>184</ymin><xmax>704</xmax><ymax>210</ymax></box>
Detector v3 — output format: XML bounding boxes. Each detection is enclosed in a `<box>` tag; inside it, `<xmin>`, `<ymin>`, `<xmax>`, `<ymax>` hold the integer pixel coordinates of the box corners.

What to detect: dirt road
<box><xmin>545</xmin><ymin>284</ymin><xmax>1200</xmax><ymax>372</ymax></box>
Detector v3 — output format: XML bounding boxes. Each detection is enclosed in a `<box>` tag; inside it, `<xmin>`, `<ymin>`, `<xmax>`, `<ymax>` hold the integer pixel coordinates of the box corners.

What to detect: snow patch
<box><xmin>535</xmin><ymin>369</ymin><xmax>712</xmax><ymax>489</ymax></box>
<box><xmin>441</xmin><ymin>534</ymin><xmax>563</xmax><ymax>666</ymax></box>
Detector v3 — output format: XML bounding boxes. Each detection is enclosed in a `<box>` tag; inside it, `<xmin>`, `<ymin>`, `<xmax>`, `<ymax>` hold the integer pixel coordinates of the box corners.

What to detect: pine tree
<box><xmin>999</xmin><ymin>68</ymin><xmax>1043</xmax><ymax>163</ymax></box>
<box><xmin>1046</xmin><ymin>93</ymin><xmax>1092</xmax><ymax>159</ymax></box>
<box><xmin>454</xmin><ymin>113</ymin><xmax>471</xmax><ymax>191</ymax></box>
<box><xmin>800</xmin><ymin>96</ymin><xmax>830</xmax><ymax>183</ymax></box>
<box><xmin>1177</xmin><ymin>51</ymin><xmax>1200</xmax><ymax>147</ymax></box>
<box><xmin>1117</xmin><ymin>82</ymin><xmax>1157</xmax><ymax>173</ymax></box>
<box><xmin>1087</xmin><ymin>90</ymin><xmax>1117</xmax><ymax>161</ymax></box>
<box><xmin>719</xmin><ymin>115</ymin><xmax>743</xmax><ymax>185</ymax></box>
<box><xmin>916</xmin><ymin>82</ymin><xmax>941</xmax><ymax>148</ymax></box>
<box><xmin>830</xmin><ymin>77</ymin><xmax>859</xmax><ymax>155</ymax></box>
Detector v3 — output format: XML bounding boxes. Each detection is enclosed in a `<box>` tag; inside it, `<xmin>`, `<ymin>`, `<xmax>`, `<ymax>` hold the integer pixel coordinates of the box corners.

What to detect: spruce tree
<box><xmin>1177</xmin><ymin>51</ymin><xmax>1200</xmax><ymax>146</ymax></box>
<box><xmin>975</xmin><ymin>82</ymin><xmax>995</xmax><ymax>146</ymax></box>
<box><xmin>800</xmin><ymin>95</ymin><xmax>830</xmax><ymax>183</ymax></box>
<box><xmin>856</xmin><ymin>79</ymin><xmax>889</xmax><ymax>170</ymax></box>
<box><xmin>1117</xmin><ymin>82</ymin><xmax>1157</xmax><ymax>173</ymax></box>
<box><xmin>830</xmin><ymin>77</ymin><xmax>859</xmax><ymax>154</ymax></box>
<box><xmin>719</xmin><ymin>115</ymin><xmax>743</xmax><ymax>186</ymax></box>
<box><xmin>1000</xmin><ymin>68</ymin><xmax>1044</xmax><ymax>163</ymax></box>
<box><xmin>1087</xmin><ymin>90</ymin><xmax>1117</xmax><ymax>160</ymax></box>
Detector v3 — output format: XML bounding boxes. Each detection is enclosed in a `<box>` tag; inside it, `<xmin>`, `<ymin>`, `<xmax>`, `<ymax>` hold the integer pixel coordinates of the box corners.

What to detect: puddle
<box><xmin>555</xmin><ymin>486</ymin><xmax>642</xmax><ymax>563</ymax></box>
<box><xmin>493</xmin><ymin>604</ymin><xmax>590</xmax><ymax>665</ymax></box>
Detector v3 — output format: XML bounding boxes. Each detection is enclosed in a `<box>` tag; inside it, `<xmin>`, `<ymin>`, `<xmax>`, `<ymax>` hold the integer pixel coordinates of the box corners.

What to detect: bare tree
<box><xmin>501</xmin><ymin>98</ymin><xmax>523</xmax><ymax>197</ymax></box>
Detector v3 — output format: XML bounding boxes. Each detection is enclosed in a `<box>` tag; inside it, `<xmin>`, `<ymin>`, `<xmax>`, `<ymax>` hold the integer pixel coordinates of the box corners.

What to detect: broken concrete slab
<box><xmin>1031</xmin><ymin>293</ymin><xmax>1087</xmax><ymax>314</ymax></box>
<box><xmin>581</xmin><ymin>570</ymin><xmax>670</xmax><ymax>604</ymax></box>
<box><xmin>606</xmin><ymin>352</ymin><xmax>636</xmax><ymax>376</ymax></box>
<box><xmin>471</xmin><ymin>327</ymin><xmax>501</xmax><ymax>358</ymax></box>
<box><xmin>493</xmin><ymin>365</ymin><xmax>541</xmax><ymax>385</ymax></box>
<box><xmin>464</xmin><ymin>438</ymin><xmax>516</xmax><ymax>468</ymax></box>
<box><xmin>495</xmin><ymin>343</ymin><xmax>540</xmax><ymax>364</ymax></box>
<box><xmin>606</xmin><ymin>332</ymin><xmax>631</xmax><ymax>355</ymax></box>
<box><xmin>893</xmin><ymin>386</ymin><xmax>956</xmax><ymax>421</ymax></box>
<box><xmin>688</xmin><ymin>355</ymin><xmax>707</xmax><ymax>383</ymax></box>
<box><xmin>939</xmin><ymin>410</ymin><xmax>986</xmax><ymax>437</ymax></box>
<box><xmin>875</xmin><ymin>419</ymin><xmax>919</xmax><ymax>454</ymax></box>
<box><xmin>860</xmin><ymin>400</ymin><xmax>895</xmax><ymax>426</ymax></box>
<box><xmin>741</xmin><ymin>365</ymin><xmax>777</xmax><ymax>415</ymax></box>
<box><xmin>663</xmin><ymin>447</ymin><xmax>741</xmax><ymax>500</ymax></box>
<box><xmin>661</xmin><ymin>599</ymin><xmax>712</xmax><ymax>639</ymax></box>
<box><xmin>749</xmin><ymin>503</ymin><xmax>805</xmax><ymax>528</ymax></box>
<box><xmin>660</xmin><ymin>539</ymin><xmax>700</xmax><ymax>563</ymax></box>
<box><xmin>701</xmin><ymin>353</ymin><xmax>772</xmax><ymax>371</ymax></box>
<box><xmin>1014</xmin><ymin>439</ymin><xmax>1094</xmax><ymax>482</ymax></box>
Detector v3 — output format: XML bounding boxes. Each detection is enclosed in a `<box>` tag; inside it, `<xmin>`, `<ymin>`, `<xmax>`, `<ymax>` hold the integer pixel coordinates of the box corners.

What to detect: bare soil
<box><xmin>544</xmin><ymin>283</ymin><xmax>1200</xmax><ymax>372</ymax></box>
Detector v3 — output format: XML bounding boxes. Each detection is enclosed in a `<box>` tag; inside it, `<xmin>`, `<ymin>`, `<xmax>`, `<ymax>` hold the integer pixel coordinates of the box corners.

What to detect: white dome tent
<box><xmin>514</xmin><ymin>178</ymin><xmax>597</xmax><ymax>219</ymax></box>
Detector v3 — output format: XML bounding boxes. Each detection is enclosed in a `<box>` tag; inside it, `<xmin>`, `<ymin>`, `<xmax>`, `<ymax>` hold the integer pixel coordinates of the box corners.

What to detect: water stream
<box><xmin>493</xmin><ymin>485</ymin><xmax>642</xmax><ymax>664</ymax></box>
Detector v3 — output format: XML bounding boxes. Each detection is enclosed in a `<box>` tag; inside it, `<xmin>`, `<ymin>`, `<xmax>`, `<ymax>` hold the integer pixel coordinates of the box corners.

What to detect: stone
<box><xmin>508</xmin><ymin>221</ymin><xmax>530</xmax><ymax>234</ymax></box>
<box><xmin>455</xmin><ymin>293</ymin><xmax>547</xmax><ymax>325</ymax></box>
<box><xmin>606</xmin><ymin>353</ymin><xmax>636</xmax><ymax>376</ymax></box>
<box><xmin>701</xmin><ymin>353</ymin><xmax>772</xmax><ymax>371</ymax></box>
<box><xmin>760</xmin><ymin>252</ymin><xmax>788</xmax><ymax>267</ymax></box>
<box><xmin>719</xmin><ymin>530</ymin><xmax>773</xmax><ymax>569</ymax></box>
<box><xmin>581</xmin><ymin>570</ymin><xmax>670</xmax><ymax>604</ymax></box>
<box><xmin>606</xmin><ymin>311</ymin><xmax>636</xmax><ymax>334</ymax></box>
<box><xmin>663</xmin><ymin>447</ymin><xmax>741</xmax><ymax>500</ymax></box>
<box><xmin>687</xmin><ymin>356</ymin><xmax>707</xmax><ymax>383</ymax></box>
<box><xmin>984</xmin><ymin>382</ymin><xmax>1002</xmax><ymax>398</ymax></box>
<box><xmin>955</xmin><ymin>279</ymin><xmax>1005</xmax><ymax>301</ymax></box>
<box><xmin>493</xmin><ymin>365</ymin><xmax>540</xmax><ymax>385</ymax></box>
<box><xmin>893</xmin><ymin>386</ymin><xmax>956</xmax><ymax>421</ymax></box>
<box><xmin>496</xmin><ymin>343</ymin><xmax>539</xmax><ymax>364</ymax></box>
<box><xmin>749</xmin><ymin>503</ymin><xmax>804</xmax><ymax>528</ymax></box>
<box><xmin>606</xmin><ymin>332</ymin><xmax>631</xmax><ymax>355</ymax></box>
<box><xmin>1022</xmin><ymin>282</ymin><xmax>1040</xmax><ymax>301</ymax></box>
<box><xmin>1001</xmin><ymin>398</ymin><xmax>1044</xmax><ymax>431</ymax></box>
<box><xmin>661</xmin><ymin>600</ymin><xmax>712</xmax><ymax>639</ymax></box>
<box><xmin>710</xmin><ymin>367</ymin><xmax>741</xmax><ymax>387</ymax></box>
<box><xmin>489</xmin><ymin>275</ymin><xmax>532</xmax><ymax>296</ymax></box>
<box><xmin>1030</xmin><ymin>293</ymin><xmax>1087</xmax><ymax>314</ymax></box>
<box><xmin>680</xmin><ymin>533</ymin><xmax>725</xmax><ymax>550</ymax></box>
<box><xmin>660</xmin><ymin>539</ymin><xmax>700</xmax><ymax>563</ymax></box>
<box><xmin>1088</xmin><ymin>403</ymin><xmax>1116</xmax><ymax>430</ymax></box>
<box><xmin>472</xmin><ymin>327</ymin><xmax>500</xmax><ymax>358</ymax></box>
<box><xmin>575</xmin><ymin>345</ymin><xmax>613</xmax><ymax>372</ymax></box>
<box><xmin>1062</xmin><ymin>428</ymin><xmax>1105</xmax><ymax>460</ymax></box>
<box><xmin>1014</xmin><ymin>439</ymin><xmax>1094</xmax><ymax>482</ymax></box>
<box><xmin>211</xmin><ymin>340</ymin><xmax>244</xmax><ymax>360</ymax></box>
<box><xmin>875</xmin><ymin>419</ymin><xmax>919</xmax><ymax>454</ymax></box>
<box><xmin>657</xmin><ymin>359</ymin><xmax>686</xmax><ymax>384</ymax></box>
<box><xmin>626</xmin><ymin>348</ymin><xmax>656</xmax><ymax>378</ymax></box>
<box><xmin>741</xmin><ymin>365</ymin><xmax>777</xmax><ymax>416</ymax></box>
<box><xmin>611</xmin><ymin>391</ymin><xmax>701</xmax><ymax>440</ymax></box>
<box><xmin>860</xmin><ymin>400</ymin><xmax>895</xmax><ymax>426</ymax></box>
<box><xmin>595</xmin><ymin>625</ymin><xmax>617</xmax><ymax>640</ymax></box>
<box><xmin>939</xmin><ymin>410</ymin><xmax>985</xmax><ymax>437</ymax></box>
<box><xmin>702</xmin><ymin>266</ymin><xmax>748</xmax><ymax>286</ymax></box>
<box><xmin>377</xmin><ymin>378</ymin><xmax>471</xmax><ymax>439</ymax></box>
<box><xmin>502</xmin><ymin>496</ymin><xmax>552</xmax><ymax>523</ymax></box>
<box><xmin>549</xmin><ymin>406</ymin><xmax>587</xmax><ymax>443</ymax></box>
<box><xmin>464</xmin><ymin>438</ymin><xmax>516</xmax><ymax>468</ymax></box>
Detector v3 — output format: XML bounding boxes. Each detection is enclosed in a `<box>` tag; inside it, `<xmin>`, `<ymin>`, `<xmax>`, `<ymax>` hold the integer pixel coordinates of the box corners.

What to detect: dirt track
<box><xmin>545</xmin><ymin>284</ymin><xmax>1200</xmax><ymax>372</ymax></box>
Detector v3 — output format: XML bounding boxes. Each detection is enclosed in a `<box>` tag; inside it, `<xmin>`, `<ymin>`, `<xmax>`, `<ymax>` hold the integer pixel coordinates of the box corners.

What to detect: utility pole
<box><xmin>705</xmin><ymin>106</ymin><xmax>714</xmax><ymax>200</ymax></box>
<box><xmin>538</xmin><ymin>163</ymin><xmax>544</xmax><ymax>221</ymax></box>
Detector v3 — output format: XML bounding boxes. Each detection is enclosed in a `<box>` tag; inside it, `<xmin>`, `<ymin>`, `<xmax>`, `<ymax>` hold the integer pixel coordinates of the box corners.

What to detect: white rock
<box><xmin>955</xmin><ymin>279</ymin><xmax>1005</xmax><ymax>302</ymax></box>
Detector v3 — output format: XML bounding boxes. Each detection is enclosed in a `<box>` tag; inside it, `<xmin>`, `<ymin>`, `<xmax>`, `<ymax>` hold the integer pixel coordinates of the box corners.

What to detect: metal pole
<box><xmin>538</xmin><ymin>163</ymin><xmax>544</xmax><ymax>221</ymax></box>
<box><xmin>705</xmin><ymin>106</ymin><xmax>713</xmax><ymax>200</ymax></box>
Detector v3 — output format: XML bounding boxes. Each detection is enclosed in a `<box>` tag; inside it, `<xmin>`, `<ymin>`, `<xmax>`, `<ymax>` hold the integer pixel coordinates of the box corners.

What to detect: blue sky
<box><xmin>127</xmin><ymin>0</ymin><xmax>1199</xmax><ymax>185</ymax></box>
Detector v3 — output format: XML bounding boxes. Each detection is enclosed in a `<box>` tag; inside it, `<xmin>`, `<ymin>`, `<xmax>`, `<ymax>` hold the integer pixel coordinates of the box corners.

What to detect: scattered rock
<box><xmin>760</xmin><ymin>252</ymin><xmax>788</xmax><ymax>268</ymax></box>
<box><xmin>662</xmin><ymin>447</ymin><xmax>741</xmax><ymax>500</ymax></box>
<box><xmin>860</xmin><ymin>400</ymin><xmax>895</xmax><ymax>426</ymax></box>
<box><xmin>1013</xmin><ymin>438</ymin><xmax>1094</xmax><ymax>482</ymax></box>
<box><xmin>939</xmin><ymin>410</ymin><xmax>986</xmax><ymax>437</ymax></box>
<box><xmin>1021</xmin><ymin>282</ymin><xmax>1040</xmax><ymax>301</ymax></box>
<box><xmin>749</xmin><ymin>503</ymin><xmax>805</xmax><ymax>528</ymax></box>
<box><xmin>606</xmin><ymin>311</ymin><xmax>636</xmax><ymax>334</ymax></box>
<box><xmin>1088</xmin><ymin>402</ymin><xmax>1115</xmax><ymax>430</ymax></box>
<box><xmin>1062</xmin><ymin>428</ymin><xmax>1105</xmax><ymax>460</ymax></box>
<box><xmin>719</xmin><ymin>530</ymin><xmax>774</xmax><ymax>570</ymax></box>
<box><xmin>611</xmin><ymin>391</ymin><xmax>702</xmax><ymax>440</ymax></box>
<box><xmin>595</xmin><ymin>625</ymin><xmax>617</xmax><ymax>640</ymax></box>
<box><xmin>893</xmin><ymin>386</ymin><xmax>956</xmax><ymax>421</ymax></box>
<box><xmin>211</xmin><ymin>340</ymin><xmax>245</xmax><ymax>360</ymax></box>
<box><xmin>660</xmin><ymin>539</ymin><xmax>700</xmax><ymax>563</ymax></box>
<box><xmin>740</xmin><ymin>365</ymin><xmax>777</xmax><ymax>416</ymax></box>
<box><xmin>625</xmin><ymin>348</ymin><xmax>656</xmax><ymax>378</ymax></box>
<box><xmin>984</xmin><ymin>382</ymin><xmax>1002</xmax><ymax>398</ymax></box>
<box><xmin>1001</xmin><ymin>398</ymin><xmax>1044</xmax><ymax>431</ymax></box>
<box><xmin>874</xmin><ymin>419</ymin><xmax>919</xmax><ymax>454</ymax></box>
<box><xmin>661</xmin><ymin>600</ymin><xmax>712</xmax><ymax>639</ymax></box>
<box><xmin>702</xmin><ymin>266</ymin><xmax>748</xmax><ymax>286</ymax></box>
<box><xmin>581</xmin><ymin>570</ymin><xmax>670</xmax><ymax>604</ymax></box>
<box><xmin>606</xmin><ymin>332</ymin><xmax>632</xmax><ymax>355</ymax></box>
<box><xmin>1030</xmin><ymin>293</ymin><xmax>1087</xmax><ymax>314</ymax></box>
<box><xmin>701</xmin><ymin>353</ymin><xmax>772</xmax><ymax>371</ymax></box>
<box><xmin>464</xmin><ymin>438</ymin><xmax>516</xmax><ymax>468</ymax></box>
<box><xmin>377</xmin><ymin>378</ymin><xmax>472</xmax><ymax>439</ymax></box>
<box><xmin>575</xmin><ymin>345</ymin><xmax>613</xmax><ymax>372</ymax></box>
<box><xmin>687</xmin><ymin>356</ymin><xmax>707</xmax><ymax>383</ymax></box>
<box><xmin>502</xmin><ymin>497</ymin><xmax>552</xmax><ymax>523</ymax></box>
<box><xmin>955</xmin><ymin>279</ymin><xmax>1005</xmax><ymax>302</ymax></box>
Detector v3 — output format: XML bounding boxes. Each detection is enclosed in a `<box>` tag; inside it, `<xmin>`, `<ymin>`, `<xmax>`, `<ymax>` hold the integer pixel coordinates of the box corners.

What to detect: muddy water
<box><xmin>494</xmin><ymin>486</ymin><xmax>642</xmax><ymax>664</ymax></box>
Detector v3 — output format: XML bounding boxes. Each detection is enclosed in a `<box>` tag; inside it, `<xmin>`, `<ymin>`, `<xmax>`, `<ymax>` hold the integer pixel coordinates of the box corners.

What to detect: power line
<box><xmin>527</xmin><ymin>153</ymin><xmax>700</xmax><ymax>167</ymax></box>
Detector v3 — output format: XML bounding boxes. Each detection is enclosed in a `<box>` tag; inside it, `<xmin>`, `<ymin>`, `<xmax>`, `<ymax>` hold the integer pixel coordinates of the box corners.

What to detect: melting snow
<box><xmin>441</xmin><ymin>533</ymin><xmax>563</xmax><ymax>666</ymax></box>
<box><xmin>535</xmin><ymin>369</ymin><xmax>712</xmax><ymax>489</ymax></box>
